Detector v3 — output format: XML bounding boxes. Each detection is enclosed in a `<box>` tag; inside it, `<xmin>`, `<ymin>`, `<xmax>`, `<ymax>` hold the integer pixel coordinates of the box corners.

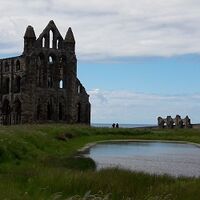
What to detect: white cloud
<box><xmin>89</xmin><ymin>89</ymin><xmax>200</xmax><ymax>124</ymax></box>
<box><xmin>0</xmin><ymin>0</ymin><xmax>200</xmax><ymax>60</ymax></box>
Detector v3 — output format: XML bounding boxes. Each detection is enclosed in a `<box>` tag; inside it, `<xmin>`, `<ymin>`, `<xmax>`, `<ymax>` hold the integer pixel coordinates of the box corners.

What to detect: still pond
<box><xmin>84</xmin><ymin>141</ymin><xmax>200</xmax><ymax>177</ymax></box>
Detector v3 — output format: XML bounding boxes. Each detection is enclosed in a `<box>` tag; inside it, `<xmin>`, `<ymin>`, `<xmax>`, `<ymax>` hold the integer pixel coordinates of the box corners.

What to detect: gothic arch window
<box><xmin>16</xmin><ymin>60</ymin><xmax>20</xmax><ymax>71</ymax></box>
<box><xmin>42</xmin><ymin>37</ymin><xmax>45</xmax><ymax>48</ymax></box>
<box><xmin>78</xmin><ymin>85</ymin><xmax>81</xmax><ymax>94</ymax></box>
<box><xmin>2</xmin><ymin>99</ymin><xmax>11</xmax><ymax>125</ymax></box>
<box><xmin>49</xmin><ymin>56</ymin><xmax>53</xmax><ymax>63</ymax></box>
<box><xmin>48</xmin><ymin>54</ymin><xmax>56</xmax><ymax>64</ymax></box>
<box><xmin>59</xmin><ymin>80</ymin><xmax>63</xmax><ymax>89</ymax></box>
<box><xmin>49</xmin><ymin>30</ymin><xmax>53</xmax><ymax>48</ymax></box>
<box><xmin>56</xmin><ymin>39</ymin><xmax>59</xmax><ymax>49</ymax></box>
<box><xmin>15</xmin><ymin>76</ymin><xmax>21</xmax><ymax>93</ymax></box>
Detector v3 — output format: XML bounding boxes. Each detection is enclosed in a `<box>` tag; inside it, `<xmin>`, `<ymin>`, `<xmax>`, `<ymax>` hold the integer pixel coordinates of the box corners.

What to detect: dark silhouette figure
<box><xmin>112</xmin><ymin>123</ymin><xmax>115</xmax><ymax>128</ymax></box>
<box><xmin>116</xmin><ymin>123</ymin><xmax>119</xmax><ymax>128</ymax></box>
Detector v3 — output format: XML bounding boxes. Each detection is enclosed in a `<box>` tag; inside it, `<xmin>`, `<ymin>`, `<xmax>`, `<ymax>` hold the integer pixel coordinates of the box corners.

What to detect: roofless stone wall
<box><xmin>158</xmin><ymin>115</ymin><xmax>192</xmax><ymax>129</ymax></box>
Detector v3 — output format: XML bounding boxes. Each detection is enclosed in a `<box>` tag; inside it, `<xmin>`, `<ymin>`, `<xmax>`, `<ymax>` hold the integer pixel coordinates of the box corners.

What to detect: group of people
<box><xmin>112</xmin><ymin>123</ymin><xmax>119</xmax><ymax>128</ymax></box>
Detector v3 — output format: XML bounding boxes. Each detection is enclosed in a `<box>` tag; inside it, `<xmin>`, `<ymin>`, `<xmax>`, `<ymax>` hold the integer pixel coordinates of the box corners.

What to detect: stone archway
<box><xmin>2</xmin><ymin>99</ymin><xmax>11</xmax><ymax>125</ymax></box>
<box><xmin>47</xmin><ymin>99</ymin><xmax>53</xmax><ymax>120</ymax></box>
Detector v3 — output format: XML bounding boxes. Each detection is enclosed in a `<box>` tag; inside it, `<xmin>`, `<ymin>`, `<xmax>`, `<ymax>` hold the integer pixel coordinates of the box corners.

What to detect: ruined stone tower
<box><xmin>0</xmin><ymin>20</ymin><xmax>90</xmax><ymax>125</ymax></box>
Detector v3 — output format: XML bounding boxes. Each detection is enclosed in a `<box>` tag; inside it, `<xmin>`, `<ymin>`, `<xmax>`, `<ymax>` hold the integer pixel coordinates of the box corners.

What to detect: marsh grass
<box><xmin>0</xmin><ymin>124</ymin><xmax>200</xmax><ymax>199</ymax></box>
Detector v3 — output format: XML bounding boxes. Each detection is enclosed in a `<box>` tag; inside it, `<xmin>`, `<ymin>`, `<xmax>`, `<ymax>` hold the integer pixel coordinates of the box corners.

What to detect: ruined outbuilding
<box><xmin>158</xmin><ymin>115</ymin><xmax>192</xmax><ymax>129</ymax></box>
<box><xmin>0</xmin><ymin>20</ymin><xmax>90</xmax><ymax>125</ymax></box>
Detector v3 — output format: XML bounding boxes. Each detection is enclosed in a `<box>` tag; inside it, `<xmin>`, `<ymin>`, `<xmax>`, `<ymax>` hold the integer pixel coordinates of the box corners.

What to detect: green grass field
<box><xmin>0</xmin><ymin>124</ymin><xmax>200</xmax><ymax>199</ymax></box>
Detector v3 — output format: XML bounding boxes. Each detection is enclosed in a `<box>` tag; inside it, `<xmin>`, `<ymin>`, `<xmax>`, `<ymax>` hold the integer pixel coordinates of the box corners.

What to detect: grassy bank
<box><xmin>0</xmin><ymin>124</ymin><xmax>200</xmax><ymax>199</ymax></box>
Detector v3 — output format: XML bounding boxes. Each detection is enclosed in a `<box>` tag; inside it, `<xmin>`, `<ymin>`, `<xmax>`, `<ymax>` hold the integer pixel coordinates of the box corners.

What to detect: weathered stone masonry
<box><xmin>158</xmin><ymin>115</ymin><xmax>192</xmax><ymax>129</ymax></box>
<box><xmin>0</xmin><ymin>20</ymin><xmax>90</xmax><ymax>125</ymax></box>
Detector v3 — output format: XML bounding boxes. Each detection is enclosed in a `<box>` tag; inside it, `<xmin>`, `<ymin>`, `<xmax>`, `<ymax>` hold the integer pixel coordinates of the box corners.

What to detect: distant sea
<box><xmin>92</xmin><ymin>123</ymin><xmax>156</xmax><ymax>128</ymax></box>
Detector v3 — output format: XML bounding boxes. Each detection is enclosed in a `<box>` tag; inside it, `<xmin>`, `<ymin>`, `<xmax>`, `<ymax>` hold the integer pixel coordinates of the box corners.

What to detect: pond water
<box><xmin>84</xmin><ymin>141</ymin><xmax>200</xmax><ymax>177</ymax></box>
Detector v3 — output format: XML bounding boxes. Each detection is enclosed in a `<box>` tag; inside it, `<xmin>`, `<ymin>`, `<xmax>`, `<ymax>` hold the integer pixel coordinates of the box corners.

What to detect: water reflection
<box><xmin>84</xmin><ymin>142</ymin><xmax>200</xmax><ymax>177</ymax></box>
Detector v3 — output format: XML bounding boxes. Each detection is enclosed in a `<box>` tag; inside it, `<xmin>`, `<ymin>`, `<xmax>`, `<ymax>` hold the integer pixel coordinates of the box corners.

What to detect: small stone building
<box><xmin>0</xmin><ymin>20</ymin><xmax>90</xmax><ymax>125</ymax></box>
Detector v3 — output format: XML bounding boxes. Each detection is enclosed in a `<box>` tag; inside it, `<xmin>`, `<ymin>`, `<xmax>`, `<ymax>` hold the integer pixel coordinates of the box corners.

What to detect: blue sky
<box><xmin>78</xmin><ymin>55</ymin><xmax>200</xmax><ymax>124</ymax></box>
<box><xmin>1</xmin><ymin>0</ymin><xmax>200</xmax><ymax>124</ymax></box>
<box><xmin>78</xmin><ymin>54</ymin><xmax>200</xmax><ymax>94</ymax></box>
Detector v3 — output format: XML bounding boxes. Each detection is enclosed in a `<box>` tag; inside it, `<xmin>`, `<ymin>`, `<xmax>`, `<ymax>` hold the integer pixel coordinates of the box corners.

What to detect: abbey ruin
<box><xmin>158</xmin><ymin>115</ymin><xmax>192</xmax><ymax>129</ymax></box>
<box><xmin>0</xmin><ymin>20</ymin><xmax>90</xmax><ymax>125</ymax></box>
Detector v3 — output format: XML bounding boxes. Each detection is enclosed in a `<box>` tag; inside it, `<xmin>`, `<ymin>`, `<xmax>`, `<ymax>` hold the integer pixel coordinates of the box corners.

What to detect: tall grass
<box><xmin>0</xmin><ymin>124</ymin><xmax>200</xmax><ymax>199</ymax></box>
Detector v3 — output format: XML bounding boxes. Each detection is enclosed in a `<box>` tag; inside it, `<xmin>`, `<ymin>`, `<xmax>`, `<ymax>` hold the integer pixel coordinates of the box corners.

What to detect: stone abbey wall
<box><xmin>158</xmin><ymin>115</ymin><xmax>192</xmax><ymax>129</ymax></box>
<box><xmin>0</xmin><ymin>20</ymin><xmax>90</xmax><ymax>125</ymax></box>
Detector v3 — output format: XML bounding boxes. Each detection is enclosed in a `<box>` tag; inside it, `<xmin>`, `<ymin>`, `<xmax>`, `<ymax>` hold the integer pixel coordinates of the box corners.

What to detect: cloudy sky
<box><xmin>1</xmin><ymin>0</ymin><xmax>200</xmax><ymax>124</ymax></box>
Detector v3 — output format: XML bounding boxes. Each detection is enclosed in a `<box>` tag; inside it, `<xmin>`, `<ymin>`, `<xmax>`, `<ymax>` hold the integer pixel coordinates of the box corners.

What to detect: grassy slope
<box><xmin>0</xmin><ymin>124</ymin><xmax>200</xmax><ymax>199</ymax></box>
